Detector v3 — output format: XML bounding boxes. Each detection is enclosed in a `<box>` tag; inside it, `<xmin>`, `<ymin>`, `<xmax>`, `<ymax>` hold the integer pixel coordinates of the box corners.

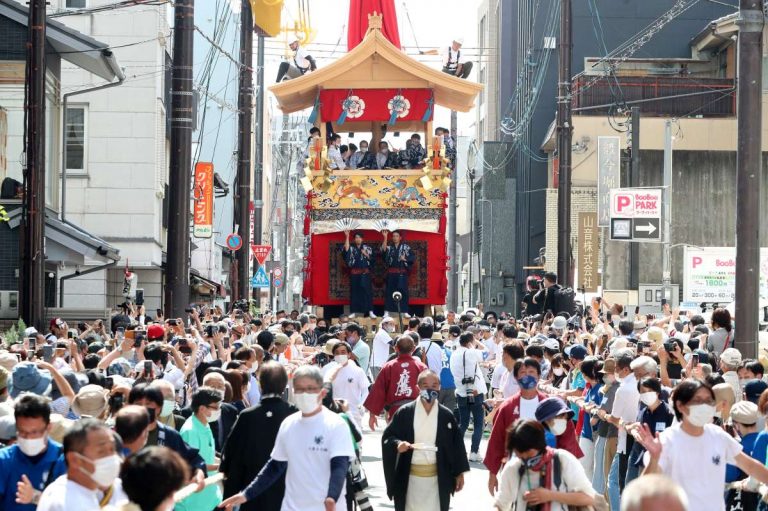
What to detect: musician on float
<box><xmin>381</xmin><ymin>230</ymin><xmax>415</xmax><ymax>316</ymax></box>
<box><xmin>342</xmin><ymin>230</ymin><xmax>376</xmax><ymax>319</ymax></box>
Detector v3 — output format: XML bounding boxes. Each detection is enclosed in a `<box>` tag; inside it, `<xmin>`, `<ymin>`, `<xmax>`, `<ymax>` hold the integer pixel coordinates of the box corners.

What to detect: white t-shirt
<box><xmin>519</xmin><ymin>396</ymin><xmax>541</xmax><ymax>420</ymax></box>
<box><xmin>371</xmin><ymin>329</ymin><xmax>393</xmax><ymax>369</ymax></box>
<box><xmin>418</xmin><ymin>340</ymin><xmax>443</xmax><ymax>374</ymax></box>
<box><xmin>449</xmin><ymin>346</ymin><xmax>488</xmax><ymax>397</ymax></box>
<box><xmin>610</xmin><ymin>373</ymin><xmax>640</xmax><ymax>453</ymax></box>
<box><xmin>482</xmin><ymin>336</ymin><xmax>500</xmax><ymax>362</ymax></box>
<box><xmin>646</xmin><ymin>423</ymin><xmax>742</xmax><ymax>511</ymax></box>
<box><xmin>495</xmin><ymin>449</ymin><xmax>595</xmax><ymax>511</ymax></box>
<box><xmin>271</xmin><ymin>409</ymin><xmax>356</xmax><ymax>511</ymax></box>
<box><xmin>324</xmin><ymin>362</ymin><xmax>369</xmax><ymax>426</ymax></box>
<box><xmin>37</xmin><ymin>476</ymin><xmax>128</xmax><ymax>511</ymax></box>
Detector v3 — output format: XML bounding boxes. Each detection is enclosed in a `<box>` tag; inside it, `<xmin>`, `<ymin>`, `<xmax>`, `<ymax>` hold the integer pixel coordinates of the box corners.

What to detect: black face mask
<box><xmin>316</xmin><ymin>327</ymin><xmax>328</xmax><ymax>334</ymax></box>
<box><xmin>285</xmin><ymin>330</ymin><xmax>295</xmax><ymax>337</ymax></box>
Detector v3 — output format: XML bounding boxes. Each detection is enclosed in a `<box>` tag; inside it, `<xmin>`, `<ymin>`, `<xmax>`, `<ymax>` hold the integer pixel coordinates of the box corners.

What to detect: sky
<box><xmin>260</xmin><ymin>0</ymin><xmax>484</xmax><ymax>136</ymax></box>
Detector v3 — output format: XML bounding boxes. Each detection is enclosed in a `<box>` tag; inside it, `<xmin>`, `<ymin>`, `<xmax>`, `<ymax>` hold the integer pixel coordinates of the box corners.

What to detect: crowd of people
<box><xmin>0</xmin><ymin>273</ymin><xmax>763</xmax><ymax>510</ymax></box>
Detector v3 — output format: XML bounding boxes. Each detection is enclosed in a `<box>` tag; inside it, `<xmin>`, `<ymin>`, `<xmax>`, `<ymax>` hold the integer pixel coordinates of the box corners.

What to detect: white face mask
<box><xmin>78</xmin><ymin>453</ymin><xmax>122</xmax><ymax>488</ymax></box>
<box><xmin>17</xmin><ymin>436</ymin><xmax>47</xmax><ymax>456</ymax></box>
<box><xmin>335</xmin><ymin>355</ymin><xmax>348</xmax><ymax>365</ymax></box>
<box><xmin>161</xmin><ymin>400</ymin><xmax>175</xmax><ymax>418</ymax></box>
<box><xmin>294</xmin><ymin>392</ymin><xmax>320</xmax><ymax>414</ymax></box>
<box><xmin>603</xmin><ymin>374</ymin><xmax>616</xmax><ymax>385</ymax></box>
<box><xmin>552</xmin><ymin>368</ymin><xmax>564</xmax><ymax>377</ymax></box>
<box><xmin>639</xmin><ymin>392</ymin><xmax>658</xmax><ymax>407</ymax></box>
<box><xmin>384</xmin><ymin>325</ymin><xmax>395</xmax><ymax>333</ymax></box>
<box><xmin>686</xmin><ymin>403</ymin><xmax>716</xmax><ymax>427</ymax></box>
<box><xmin>549</xmin><ymin>418</ymin><xmax>568</xmax><ymax>436</ymax></box>
<box><xmin>360</xmin><ymin>146</ymin><xmax>368</xmax><ymax>153</ymax></box>
<box><xmin>208</xmin><ymin>408</ymin><xmax>221</xmax><ymax>423</ymax></box>
<box><xmin>248</xmin><ymin>362</ymin><xmax>259</xmax><ymax>374</ymax></box>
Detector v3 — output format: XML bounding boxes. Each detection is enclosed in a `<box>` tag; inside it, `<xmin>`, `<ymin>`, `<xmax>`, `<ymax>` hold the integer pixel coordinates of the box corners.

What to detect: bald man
<box><xmin>114</xmin><ymin>405</ymin><xmax>150</xmax><ymax>455</ymax></box>
<box><xmin>621</xmin><ymin>475</ymin><xmax>687</xmax><ymax>511</ymax></box>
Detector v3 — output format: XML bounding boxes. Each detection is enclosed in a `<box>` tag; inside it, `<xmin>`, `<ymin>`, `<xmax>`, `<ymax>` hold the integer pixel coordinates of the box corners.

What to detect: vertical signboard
<box><xmin>193</xmin><ymin>162</ymin><xmax>214</xmax><ymax>238</ymax></box>
<box><xmin>577</xmin><ymin>212</ymin><xmax>600</xmax><ymax>292</ymax></box>
<box><xmin>597</xmin><ymin>136</ymin><xmax>621</xmax><ymax>227</ymax></box>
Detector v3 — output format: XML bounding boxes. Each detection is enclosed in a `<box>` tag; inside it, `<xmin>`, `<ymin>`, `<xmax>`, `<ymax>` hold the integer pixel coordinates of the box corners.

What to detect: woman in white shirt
<box><xmin>638</xmin><ymin>379</ymin><xmax>768</xmax><ymax>511</ymax></box>
<box><xmin>495</xmin><ymin>419</ymin><xmax>595</xmax><ymax>511</ymax></box>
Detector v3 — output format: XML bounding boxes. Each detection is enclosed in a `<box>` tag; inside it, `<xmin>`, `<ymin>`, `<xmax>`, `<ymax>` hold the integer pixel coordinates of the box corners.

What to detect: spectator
<box><xmin>118</xmin><ymin>446</ymin><xmax>189</xmax><ymax>511</ymax></box>
<box><xmin>620</xmin><ymin>474</ymin><xmax>688</xmax><ymax>511</ymax></box>
<box><xmin>450</xmin><ymin>332</ymin><xmax>487</xmax><ymax>462</ymax></box>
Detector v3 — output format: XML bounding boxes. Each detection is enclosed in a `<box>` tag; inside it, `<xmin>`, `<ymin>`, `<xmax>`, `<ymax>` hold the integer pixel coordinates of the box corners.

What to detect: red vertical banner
<box><xmin>193</xmin><ymin>162</ymin><xmax>214</xmax><ymax>238</ymax></box>
<box><xmin>552</xmin><ymin>156</ymin><xmax>560</xmax><ymax>189</ymax></box>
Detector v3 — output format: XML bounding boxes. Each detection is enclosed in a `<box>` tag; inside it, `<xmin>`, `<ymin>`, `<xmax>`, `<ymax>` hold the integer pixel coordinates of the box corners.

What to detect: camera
<box><xmin>663</xmin><ymin>340</ymin><xmax>676</xmax><ymax>352</ymax></box>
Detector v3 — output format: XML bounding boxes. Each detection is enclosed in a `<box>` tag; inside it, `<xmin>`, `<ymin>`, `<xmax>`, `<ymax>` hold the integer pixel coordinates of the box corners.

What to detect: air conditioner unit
<box><xmin>0</xmin><ymin>291</ymin><xmax>19</xmax><ymax>319</ymax></box>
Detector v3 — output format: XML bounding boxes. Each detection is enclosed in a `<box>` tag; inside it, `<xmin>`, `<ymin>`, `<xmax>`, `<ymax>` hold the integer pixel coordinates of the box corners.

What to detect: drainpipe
<box><xmin>61</xmin><ymin>50</ymin><xmax>125</xmax><ymax>222</ymax></box>
<box><xmin>59</xmin><ymin>260</ymin><xmax>118</xmax><ymax>308</ymax></box>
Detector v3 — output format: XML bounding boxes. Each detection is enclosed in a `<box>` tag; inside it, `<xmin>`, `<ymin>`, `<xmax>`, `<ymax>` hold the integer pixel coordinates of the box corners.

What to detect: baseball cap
<box><xmin>565</xmin><ymin>344</ymin><xmax>587</xmax><ymax>360</ymax></box>
<box><xmin>720</xmin><ymin>348</ymin><xmax>742</xmax><ymax>367</ymax></box>
<box><xmin>646</xmin><ymin>327</ymin><xmax>665</xmax><ymax>346</ymax></box>
<box><xmin>543</xmin><ymin>338</ymin><xmax>560</xmax><ymax>352</ymax></box>
<box><xmin>146</xmin><ymin>324</ymin><xmax>165</xmax><ymax>340</ymax></box>
<box><xmin>552</xmin><ymin>316</ymin><xmax>568</xmax><ymax>331</ymax></box>
<box><xmin>9</xmin><ymin>362</ymin><xmax>52</xmax><ymax>398</ymax></box>
<box><xmin>71</xmin><ymin>385</ymin><xmax>109</xmax><ymax>419</ymax></box>
<box><xmin>107</xmin><ymin>357</ymin><xmax>134</xmax><ymax>377</ymax></box>
<box><xmin>23</xmin><ymin>327</ymin><xmax>38</xmax><ymax>338</ymax></box>
<box><xmin>731</xmin><ymin>400</ymin><xmax>759</xmax><ymax>425</ymax></box>
<box><xmin>745</xmin><ymin>380</ymin><xmax>768</xmax><ymax>404</ymax></box>
<box><xmin>535</xmin><ymin>396</ymin><xmax>574</xmax><ymax>424</ymax></box>
<box><xmin>453</xmin><ymin>37</ymin><xmax>464</xmax><ymax>45</ymax></box>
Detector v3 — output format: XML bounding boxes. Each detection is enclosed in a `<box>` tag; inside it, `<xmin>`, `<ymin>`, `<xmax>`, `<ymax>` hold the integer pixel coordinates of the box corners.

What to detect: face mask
<box><xmin>208</xmin><ymin>408</ymin><xmax>221</xmax><ymax>423</ymax></box>
<box><xmin>552</xmin><ymin>368</ymin><xmax>564</xmax><ymax>377</ymax></box>
<box><xmin>308</xmin><ymin>324</ymin><xmax>317</xmax><ymax>331</ymax></box>
<box><xmin>686</xmin><ymin>403</ymin><xmax>716</xmax><ymax>427</ymax></box>
<box><xmin>549</xmin><ymin>418</ymin><xmax>568</xmax><ymax>436</ymax></box>
<box><xmin>78</xmin><ymin>453</ymin><xmax>122</xmax><ymax>488</ymax></box>
<box><xmin>360</xmin><ymin>147</ymin><xmax>368</xmax><ymax>153</ymax></box>
<box><xmin>294</xmin><ymin>392</ymin><xmax>320</xmax><ymax>414</ymax></box>
<box><xmin>384</xmin><ymin>325</ymin><xmax>395</xmax><ymax>333</ymax></box>
<box><xmin>523</xmin><ymin>452</ymin><xmax>544</xmax><ymax>468</ymax></box>
<box><xmin>614</xmin><ymin>373</ymin><xmax>624</xmax><ymax>382</ymax></box>
<box><xmin>285</xmin><ymin>330</ymin><xmax>294</xmax><ymax>337</ymax></box>
<box><xmin>420</xmin><ymin>389</ymin><xmax>439</xmax><ymax>403</ymax></box>
<box><xmin>161</xmin><ymin>400</ymin><xmax>175</xmax><ymax>417</ymax></box>
<box><xmin>639</xmin><ymin>392</ymin><xmax>657</xmax><ymax>407</ymax></box>
<box><xmin>603</xmin><ymin>374</ymin><xmax>615</xmax><ymax>385</ymax></box>
<box><xmin>17</xmin><ymin>436</ymin><xmax>47</xmax><ymax>456</ymax></box>
<box><xmin>316</xmin><ymin>327</ymin><xmax>328</xmax><ymax>334</ymax></box>
<box><xmin>335</xmin><ymin>355</ymin><xmax>349</xmax><ymax>365</ymax></box>
<box><xmin>518</xmin><ymin>375</ymin><xmax>538</xmax><ymax>390</ymax></box>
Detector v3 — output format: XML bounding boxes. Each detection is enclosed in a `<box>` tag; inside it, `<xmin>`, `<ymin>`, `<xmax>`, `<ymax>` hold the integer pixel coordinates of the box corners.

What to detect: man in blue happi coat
<box><xmin>342</xmin><ymin>231</ymin><xmax>376</xmax><ymax>319</ymax></box>
<box><xmin>380</xmin><ymin>230</ymin><xmax>415</xmax><ymax>316</ymax></box>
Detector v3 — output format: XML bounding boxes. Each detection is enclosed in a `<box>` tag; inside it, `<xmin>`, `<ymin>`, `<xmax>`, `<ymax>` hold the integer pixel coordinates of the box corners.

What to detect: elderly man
<box><xmin>621</xmin><ymin>475</ymin><xmax>688</xmax><ymax>511</ymax></box>
<box><xmin>275</xmin><ymin>37</ymin><xmax>316</xmax><ymax>82</ymax></box>
<box><xmin>382</xmin><ymin>370</ymin><xmax>469</xmax><ymax>511</ymax></box>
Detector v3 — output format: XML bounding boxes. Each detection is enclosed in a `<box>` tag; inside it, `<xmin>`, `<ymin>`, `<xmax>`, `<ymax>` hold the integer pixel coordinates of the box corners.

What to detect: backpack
<box><xmin>553</xmin><ymin>452</ymin><xmax>609</xmax><ymax>511</ymax></box>
<box><xmin>554</xmin><ymin>287</ymin><xmax>578</xmax><ymax>316</ymax></box>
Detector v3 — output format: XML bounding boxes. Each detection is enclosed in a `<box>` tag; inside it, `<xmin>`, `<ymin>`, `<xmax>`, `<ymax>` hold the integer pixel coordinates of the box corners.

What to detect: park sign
<box><xmin>609</xmin><ymin>188</ymin><xmax>662</xmax><ymax>242</ymax></box>
<box><xmin>683</xmin><ymin>246</ymin><xmax>768</xmax><ymax>303</ymax></box>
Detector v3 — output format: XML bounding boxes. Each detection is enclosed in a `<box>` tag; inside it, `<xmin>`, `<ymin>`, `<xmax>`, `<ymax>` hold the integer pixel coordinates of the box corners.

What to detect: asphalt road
<box><xmin>358</xmin><ymin>426</ymin><xmax>497</xmax><ymax>510</ymax></box>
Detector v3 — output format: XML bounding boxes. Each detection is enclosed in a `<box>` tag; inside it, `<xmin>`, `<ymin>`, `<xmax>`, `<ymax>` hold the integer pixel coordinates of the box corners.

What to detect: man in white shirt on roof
<box><xmin>275</xmin><ymin>37</ymin><xmax>317</xmax><ymax>82</ymax></box>
<box><xmin>419</xmin><ymin>37</ymin><xmax>473</xmax><ymax>79</ymax></box>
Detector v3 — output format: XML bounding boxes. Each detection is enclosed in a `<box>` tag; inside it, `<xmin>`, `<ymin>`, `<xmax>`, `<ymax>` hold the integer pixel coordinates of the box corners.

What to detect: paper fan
<box><xmin>335</xmin><ymin>218</ymin><xmax>361</xmax><ymax>232</ymax></box>
<box><xmin>373</xmin><ymin>219</ymin><xmax>398</xmax><ymax>232</ymax></box>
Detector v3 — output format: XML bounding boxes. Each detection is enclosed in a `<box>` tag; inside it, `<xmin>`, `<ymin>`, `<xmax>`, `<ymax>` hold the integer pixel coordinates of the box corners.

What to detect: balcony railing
<box><xmin>572</xmin><ymin>75</ymin><xmax>735</xmax><ymax>117</ymax></box>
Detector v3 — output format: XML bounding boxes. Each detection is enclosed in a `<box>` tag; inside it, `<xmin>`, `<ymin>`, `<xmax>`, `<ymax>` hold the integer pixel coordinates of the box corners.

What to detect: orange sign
<box><xmin>193</xmin><ymin>162</ymin><xmax>214</xmax><ymax>238</ymax></box>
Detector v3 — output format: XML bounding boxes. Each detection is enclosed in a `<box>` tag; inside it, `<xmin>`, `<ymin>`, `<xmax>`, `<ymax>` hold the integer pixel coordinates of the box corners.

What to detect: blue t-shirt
<box><xmin>581</xmin><ymin>382</ymin><xmax>603</xmax><ymax>440</ymax></box>
<box><xmin>0</xmin><ymin>440</ymin><xmax>66</xmax><ymax>511</ymax></box>
<box><xmin>726</xmin><ymin>431</ymin><xmax>759</xmax><ymax>483</ymax></box>
<box><xmin>752</xmin><ymin>430</ymin><xmax>768</xmax><ymax>466</ymax></box>
<box><xmin>439</xmin><ymin>347</ymin><xmax>455</xmax><ymax>390</ymax></box>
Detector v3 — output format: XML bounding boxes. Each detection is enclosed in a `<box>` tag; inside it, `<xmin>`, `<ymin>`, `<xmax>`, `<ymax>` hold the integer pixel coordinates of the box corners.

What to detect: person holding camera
<box><xmin>533</xmin><ymin>272</ymin><xmax>562</xmax><ymax>315</ymax></box>
<box><xmin>449</xmin><ymin>332</ymin><xmax>487</xmax><ymax>462</ymax></box>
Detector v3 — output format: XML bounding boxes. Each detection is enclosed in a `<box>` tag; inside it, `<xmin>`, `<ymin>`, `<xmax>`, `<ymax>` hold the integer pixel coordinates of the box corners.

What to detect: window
<box><xmin>66</xmin><ymin>0</ymin><xmax>87</xmax><ymax>8</ymax></box>
<box><xmin>65</xmin><ymin>105</ymin><xmax>86</xmax><ymax>173</ymax></box>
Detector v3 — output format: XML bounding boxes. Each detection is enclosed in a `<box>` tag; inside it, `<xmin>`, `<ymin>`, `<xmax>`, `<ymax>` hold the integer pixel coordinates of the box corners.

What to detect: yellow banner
<box><xmin>310</xmin><ymin>172</ymin><xmax>444</xmax><ymax>210</ymax></box>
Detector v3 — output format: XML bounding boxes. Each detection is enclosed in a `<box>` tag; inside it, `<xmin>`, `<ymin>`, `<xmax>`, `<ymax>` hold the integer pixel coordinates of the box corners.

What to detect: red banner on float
<box><xmin>193</xmin><ymin>162</ymin><xmax>214</xmax><ymax>238</ymax></box>
<box><xmin>319</xmin><ymin>89</ymin><xmax>434</xmax><ymax>123</ymax></box>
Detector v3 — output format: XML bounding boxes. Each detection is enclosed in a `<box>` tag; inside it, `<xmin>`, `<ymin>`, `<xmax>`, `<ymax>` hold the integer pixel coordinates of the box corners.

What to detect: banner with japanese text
<box><xmin>193</xmin><ymin>162</ymin><xmax>214</xmax><ymax>238</ymax></box>
<box><xmin>577</xmin><ymin>212</ymin><xmax>600</xmax><ymax>292</ymax></box>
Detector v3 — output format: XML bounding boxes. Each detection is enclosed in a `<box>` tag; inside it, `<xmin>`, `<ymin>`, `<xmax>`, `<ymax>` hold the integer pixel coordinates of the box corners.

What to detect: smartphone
<box><xmin>144</xmin><ymin>360</ymin><xmax>153</xmax><ymax>376</ymax></box>
<box><xmin>168</xmin><ymin>319</ymin><xmax>178</xmax><ymax>327</ymax></box>
<box><xmin>133</xmin><ymin>337</ymin><xmax>142</xmax><ymax>349</ymax></box>
<box><xmin>43</xmin><ymin>345</ymin><xmax>54</xmax><ymax>363</ymax></box>
<box><xmin>692</xmin><ymin>353</ymin><xmax>699</xmax><ymax>367</ymax></box>
<box><xmin>185</xmin><ymin>308</ymin><xmax>194</xmax><ymax>314</ymax></box>
<box><xmin>116</xmin><ymin>327</ymin><xmax>125</xmax><ymax>340</ymax></box>
<box><xmin>67</xmin><ymin>330</ymin><xmax>75</xmax><ymax>339</ymax></box>
<box><xmin>635</xmin><ymin>306</ymin><xmax>640</xmax><ymax>315</ymax></box>
<box><xmin>28</xmin><ymin>336</ymin><xmax>36</xmax><ymax>350</ymax></box>
<box><xmin>661</xmin><ymin>298</ymin><xmax>668</xmax><ymax>307</ymax></box>
<box><xmin>222</xmin><ymin>337</ymin><xmax>230</xmax><ymax>349</ymax></box>
<box><xmin>606</xmin><ymin>312</ymin><xmax>612</xmax><ymax>323</ymax></box>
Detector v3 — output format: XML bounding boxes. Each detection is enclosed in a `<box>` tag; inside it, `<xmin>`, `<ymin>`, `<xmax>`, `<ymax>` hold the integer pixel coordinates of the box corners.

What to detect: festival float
<box><xmin>269</xmin><ymin>9</ymin><xmax>481</xmax><ymax>318</ymax></box>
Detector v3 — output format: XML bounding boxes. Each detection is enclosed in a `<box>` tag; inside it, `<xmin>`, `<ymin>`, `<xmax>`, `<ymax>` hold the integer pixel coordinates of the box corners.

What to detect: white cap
<box><xmin>453</xmin><ymin>37</ymin><xmax>464</xmax><ymax>45</ymax></box>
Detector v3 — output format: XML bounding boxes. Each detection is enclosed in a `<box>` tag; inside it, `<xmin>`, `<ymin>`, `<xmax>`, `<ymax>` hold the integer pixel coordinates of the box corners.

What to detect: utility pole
<box><xmin>468</xmin><ymin>168</ymin><xmax>476</xmax><ymax>308</ymax></box>
<box><xmin>629</xmin><ymin>106</ymin><xmax>640</xmax><ymax>290</ymax></box>
<box><xmin>252</xmin><ymin>33</ymin><xmax>265</xmax><ymax>302</ymax></box>
<box><xmin>447</xmin><ymin>111</ymin><xmax>458</xmax><ymax>311</ymax></box>
<box><xmin>165</xmin><ymin>0</ymin><xmax>195</xmax><ymax>319</ymax></box>
<box><xmin>280</xmin><ymin>114</ymin><xmax>290</xmax><ymax>308</ymax></box>
<box><xmin>661</xmin><ymin>120</ymin><xmax>672</xmax><ymax>302</ymax></box>
<box><xmin>20</xmin><ymin>0</ymin><xmax>46</xmax><ymax>329</ymax></box>
<box><xmin>235</xmin><ymin>0</ymin><xmax>253</xmax><ymax>302</ymax></box>
<box><xmin>735</xmin><ymin>0</ymin><xmax>763</xmax><ymax>359</ymax></box>
<box><xmin>556</xmin><ymin>0</ymin><xmax>573</xmax><ymax>287</ymax></box>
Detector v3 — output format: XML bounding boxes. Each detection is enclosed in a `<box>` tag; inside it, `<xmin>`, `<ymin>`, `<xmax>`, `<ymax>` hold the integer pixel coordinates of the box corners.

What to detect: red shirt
<box><xmin>483</xmin><ymin>391</ymin><xmax>583</xmax><ymax>474</ymax></box>
<box><xmin>364</xmin><ymin>354</ymin><xmax>426</xmax><ymax>418</ymax></box>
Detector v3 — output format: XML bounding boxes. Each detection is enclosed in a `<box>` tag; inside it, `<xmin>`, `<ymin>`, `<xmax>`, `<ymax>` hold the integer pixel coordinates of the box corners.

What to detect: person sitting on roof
<box><xmin>275</xmin><ymin>37</ymin><xmax>317</xmax><ymax>83</ymax></box>
<box><xmin>420</xmin><ymin>37</ymin><xmax>473</xmax><ymax>79</ymax></box>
